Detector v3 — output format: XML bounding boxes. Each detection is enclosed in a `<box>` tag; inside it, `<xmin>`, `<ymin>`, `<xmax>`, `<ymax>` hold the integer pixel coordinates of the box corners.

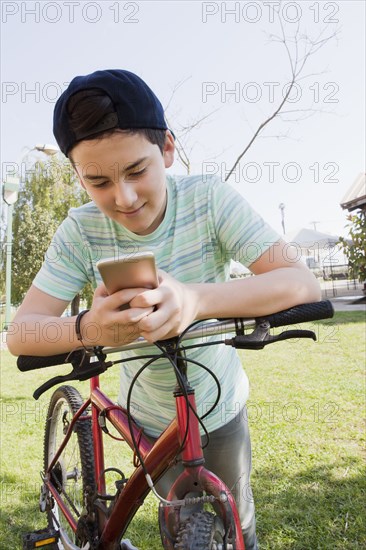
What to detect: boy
<box><xmin>8</xmin><ymin>69</ymin><xmax>321</xmax><ymax>549</ymax></box>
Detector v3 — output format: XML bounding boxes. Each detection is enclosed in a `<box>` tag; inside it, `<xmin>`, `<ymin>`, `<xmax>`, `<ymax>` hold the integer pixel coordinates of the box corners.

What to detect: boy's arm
<box><xmin>195</xmin><ymin>242</ymin><xmax>321</xmax><ymax>319</ymax></box>
<box><xmin>132</xmin><ymin>239</ymin><xmax>321</xmax><ymax>342</ymax></box>
<box><xmin>6</xmin><ymin>286</ymin><xmax>75</xmax><ymax>356</ymax></box>
<box><xmin>6</xmin><ymin>284</ymin><xmax>154</xmax><ymax>356</ymax></box>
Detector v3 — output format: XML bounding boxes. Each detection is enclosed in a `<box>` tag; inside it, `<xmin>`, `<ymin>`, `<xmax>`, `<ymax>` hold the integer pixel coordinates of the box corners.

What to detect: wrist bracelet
<box><xmin>75</xmin><ymin>309</ymin><xmax>90</xmax><ymax>343</ymax></box>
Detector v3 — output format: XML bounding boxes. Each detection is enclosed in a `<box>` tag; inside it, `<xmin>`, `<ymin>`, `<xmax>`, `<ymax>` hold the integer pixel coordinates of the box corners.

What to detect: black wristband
<box><xmin>75</xmin><ymin>309</ymin><xmax>90</xmax><ymax>343</ymax></box>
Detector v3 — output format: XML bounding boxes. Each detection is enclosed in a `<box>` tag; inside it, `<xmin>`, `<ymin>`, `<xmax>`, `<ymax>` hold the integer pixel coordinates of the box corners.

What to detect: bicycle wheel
<box><xmin>43</xmin><ymin>385</ymin><xmax>97</xmax><ymax>548</ymax></box>
<box><xmin>174</xmin><ymin>511</ymin><xmax>227</xmax><ymax>549</ymax></box>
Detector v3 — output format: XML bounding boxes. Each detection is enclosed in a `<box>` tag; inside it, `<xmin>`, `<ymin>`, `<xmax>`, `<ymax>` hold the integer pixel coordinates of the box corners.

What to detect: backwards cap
<box><xmin>53</xmin><ymin>69</ymin><xmax>168</xmax><ymax>157</ymax></box>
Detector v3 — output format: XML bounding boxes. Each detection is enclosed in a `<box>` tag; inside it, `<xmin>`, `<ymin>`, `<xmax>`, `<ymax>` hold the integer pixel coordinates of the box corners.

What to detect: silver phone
<box><xmin>96</xmin><ymin>252</ymin><xmax>158</xmax><ymax>295</ymax></box>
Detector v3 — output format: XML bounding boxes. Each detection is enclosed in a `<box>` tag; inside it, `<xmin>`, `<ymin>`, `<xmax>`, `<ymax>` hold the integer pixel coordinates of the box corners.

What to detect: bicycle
<box><xmin>18</xmin><ymin>300</ymin><xmax>334</xmax><ymax>550</ymax></box>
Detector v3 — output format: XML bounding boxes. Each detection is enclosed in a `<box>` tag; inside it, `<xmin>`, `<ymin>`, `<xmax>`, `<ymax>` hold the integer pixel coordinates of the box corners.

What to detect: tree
<box><xmin>10</xmin><ymin>157</ymin><xmax>92</xmax><ymax>312</ymax></box>
<box><xmin>339</xmin><ymin>211</ymin><xmax>366</xmax><ymax>285</ymax></box>
<box><xmin>11</xmin><ymin>203</ymin><xmax>59</xmax><ymax>304</ymax></box>
<box><xmin>165</xmin><ymin>7</ymin><xmax>338</xmax><ymax>180</ymax></box>
<box><xmin>225</xmin><ymin>12</ymin><xmax>339</xmax><ymax>181</ymax></box>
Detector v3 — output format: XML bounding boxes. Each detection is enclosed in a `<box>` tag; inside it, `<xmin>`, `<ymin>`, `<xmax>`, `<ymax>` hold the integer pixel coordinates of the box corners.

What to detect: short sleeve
<box><xmin>32</xmin><ymin>215</ymin><xmax>93</xmax><ymax>301</ymax></box>
<box><xmin>209</xmin><ymin>178</ymin><xmax>281</xmax><ymax>267</ymax></box>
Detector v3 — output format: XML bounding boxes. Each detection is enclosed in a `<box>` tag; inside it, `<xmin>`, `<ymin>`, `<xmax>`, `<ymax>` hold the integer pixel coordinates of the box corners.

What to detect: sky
<box><xmin>1</xmin><ymin>0</ymin><xmax>365</xmax><ymax>238</ymax></box>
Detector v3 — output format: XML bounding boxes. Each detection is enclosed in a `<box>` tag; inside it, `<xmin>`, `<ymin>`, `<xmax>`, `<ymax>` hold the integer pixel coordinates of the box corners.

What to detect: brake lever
<box><xmin>33</xmin><ymin>371</ymin><xmax>78</xmax><ymax>401</ymax></box>
<box><xmin>33</xmin><ymin>355</ymin><xmax>113</xmax><ymax>400</ymax></box>
<box><xmin>225</xmin><ymin>320</ymin><xmax>316</xmax><ymax>350</ymax></box>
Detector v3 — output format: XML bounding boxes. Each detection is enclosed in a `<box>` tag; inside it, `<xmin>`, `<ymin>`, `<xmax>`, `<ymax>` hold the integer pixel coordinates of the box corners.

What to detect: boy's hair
<box><xmin>53</xmin><ymin>69</ymin><xmax>170</xmax><ymax>157</ymax></box>
<box><xmin>67</xmin><ymin>88</ymin><xmax>167</xmax><ymax>157</ymax></box>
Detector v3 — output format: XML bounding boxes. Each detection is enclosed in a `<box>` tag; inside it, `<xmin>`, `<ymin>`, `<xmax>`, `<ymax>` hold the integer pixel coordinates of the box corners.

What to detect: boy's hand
<box><xmin>81</xmin><ymin>284</ymin><xmax>154</xmax><ymax>347</ymax></box>
<box><xmin>129</xmin><ymin>270</ymin><xmax>199</xmax><ymax>342</ymax></box>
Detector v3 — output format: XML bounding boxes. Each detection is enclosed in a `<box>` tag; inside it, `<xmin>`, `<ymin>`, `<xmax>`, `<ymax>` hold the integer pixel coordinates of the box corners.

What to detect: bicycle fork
<box><xmin>157</xmin><ymin>344</ymin><xmax>245</xmax><ymax>549</ymax></box>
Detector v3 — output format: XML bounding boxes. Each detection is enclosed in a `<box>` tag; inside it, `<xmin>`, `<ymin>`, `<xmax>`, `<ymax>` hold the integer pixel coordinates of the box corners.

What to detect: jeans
<box><xmin>155</xmin><ymin>406</ymin><xmax>258</xmax><ymax>550</ymax></box>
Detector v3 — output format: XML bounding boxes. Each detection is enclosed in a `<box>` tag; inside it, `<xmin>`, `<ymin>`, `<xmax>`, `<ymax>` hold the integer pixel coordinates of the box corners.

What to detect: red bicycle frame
<box><xmin>45</xmin><ymin>372</ymin><xmax>245</xmax><ymax>549</ymax></box>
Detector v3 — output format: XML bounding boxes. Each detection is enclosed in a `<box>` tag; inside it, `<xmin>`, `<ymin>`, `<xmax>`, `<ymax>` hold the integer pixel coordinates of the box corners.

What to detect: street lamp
<box><xmin>34</xmin><ymin>144</ymin><xmax>59</xmax><ymax>156</ymax></box>
<box><xmin>279</xmin><ymin>203</ymin><xmax>286</xmax><ymax>235</ymax></box>
<box><xmin>310</xmin><ymin>220</ymin><xmax>321</xmax><ymax>231</ymax></box>
<box><xmin>2</xmin><ymin>144</ymin><xmax>60</xmax><ymax>330</ymax></box>
<box><xmin>2</xmin><ymin>175</ymin><xmax>20</xmax><ymax>329</ymax></box>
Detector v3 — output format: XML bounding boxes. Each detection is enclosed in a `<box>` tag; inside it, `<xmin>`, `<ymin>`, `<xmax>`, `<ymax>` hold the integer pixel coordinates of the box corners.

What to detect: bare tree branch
<box><xmin>178</xmin><ymin>107</ymin><xmax>221</xmax><ymax>137</ymax></box>
<box><xmin>164</xmin><ymin>76</ymin><xmax>192</xmax><ymax>113</ymax></box>
<box><xmin>166</xmin><ymin>114</ymin><xmax>192</xmax><ymax>173</ymax></box>
<box><xmin>225</xmin><ymin>6</ymin><xmax>339</xmax><ymax>181</ymax></box>
<box><xmin>165</xmin><ymin>98</ymin><xmax>222</xmax><ymax>174</ymax></box>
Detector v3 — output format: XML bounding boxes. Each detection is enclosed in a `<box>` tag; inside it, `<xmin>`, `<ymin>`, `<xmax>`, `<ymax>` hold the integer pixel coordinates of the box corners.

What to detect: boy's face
<box><xmin>71</xmin><ymin>131</ymin><xmax>175</xmax><ymax>235</ymax></box>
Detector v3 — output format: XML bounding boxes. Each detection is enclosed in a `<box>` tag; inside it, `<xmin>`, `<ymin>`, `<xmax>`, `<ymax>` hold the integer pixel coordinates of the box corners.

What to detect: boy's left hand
<box><xmin>128</xmin><ymin>270</ymin><xmax>199</xmax><ymax>342</ymax></box>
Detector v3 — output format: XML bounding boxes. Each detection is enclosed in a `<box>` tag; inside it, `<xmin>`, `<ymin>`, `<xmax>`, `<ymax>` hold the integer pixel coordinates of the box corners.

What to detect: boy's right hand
<box><xmin>80</xmin><ymin>283</ymin><xmax>154</xmax><ymax>347</ymax></box>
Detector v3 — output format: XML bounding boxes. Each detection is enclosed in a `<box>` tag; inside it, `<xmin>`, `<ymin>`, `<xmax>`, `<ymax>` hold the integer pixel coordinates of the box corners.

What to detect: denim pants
<box><xmin>155</xmin><ymin>406</ymin><xmax>258</xmax><ymax>550</ymax></box>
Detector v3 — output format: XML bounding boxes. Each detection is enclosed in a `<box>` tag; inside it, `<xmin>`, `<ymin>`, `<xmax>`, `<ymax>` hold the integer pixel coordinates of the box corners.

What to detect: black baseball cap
<box><xmin>53</xmin><ymin>69</ymin><xmax>168</xmax><ymax>157</ymax></box>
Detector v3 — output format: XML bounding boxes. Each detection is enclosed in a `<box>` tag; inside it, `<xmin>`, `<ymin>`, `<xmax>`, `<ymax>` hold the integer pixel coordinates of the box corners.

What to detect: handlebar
<box><xmin>17</xmin><ymin>300</ymin><xmax>334</xmax><ymax>373</ymax></box>
<box><xmin>256</xmin><ymin>299</ymin><xmax>334</xmax><ymax>328</ymax></box>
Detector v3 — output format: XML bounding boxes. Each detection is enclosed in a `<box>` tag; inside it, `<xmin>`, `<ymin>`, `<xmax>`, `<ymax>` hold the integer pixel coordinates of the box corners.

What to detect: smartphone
<box><xmin>96</xmin><ymin>252</ymin><xmax>159</xmax><ymax>296</ymax></box>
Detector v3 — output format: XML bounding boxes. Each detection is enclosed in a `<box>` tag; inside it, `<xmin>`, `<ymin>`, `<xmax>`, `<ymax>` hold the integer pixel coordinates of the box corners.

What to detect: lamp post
<box><xmin>2</xmin><ymin>176</ymin><xmax>20</xmax><ymax>329</ymax></box>
<box><xmin>279</xmin><ymin>203</ymin><xmax>286</xmax><ymax>235</ymax></box>
<box><xmin>2</xmin><ymin>144</ymin><xmax>60</xmax><ymax>330</ymax></box>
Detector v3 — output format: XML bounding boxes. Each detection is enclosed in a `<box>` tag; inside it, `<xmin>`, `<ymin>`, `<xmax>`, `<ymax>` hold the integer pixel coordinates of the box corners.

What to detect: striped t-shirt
<box><xmin>34</xmin><ymin>174</ymin><xmax>280</xmax><ymax>437</ymax></box>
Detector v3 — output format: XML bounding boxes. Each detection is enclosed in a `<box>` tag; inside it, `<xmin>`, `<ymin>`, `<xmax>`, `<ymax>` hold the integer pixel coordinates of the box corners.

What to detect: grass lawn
<box><xmin>0</xmin><ymin>311</ymin><xmax>365</xmax><ymax>549</ymax></box>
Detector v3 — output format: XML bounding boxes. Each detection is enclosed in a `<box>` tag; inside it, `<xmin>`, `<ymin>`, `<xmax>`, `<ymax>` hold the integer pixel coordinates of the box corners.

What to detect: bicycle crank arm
<box><xmin>57</xmin><ymin>527</ymin><xmax>86</xmax><ymax>550</ymax></box>
<box><xmin>56</xmin><ymin>529</ymin><xmax>140</xmax><ymax>550</ymax></box>
<box><xmin>120</xmin><ymin>540</ymin><xmax>139</xmax><ymax>550</ymax></box>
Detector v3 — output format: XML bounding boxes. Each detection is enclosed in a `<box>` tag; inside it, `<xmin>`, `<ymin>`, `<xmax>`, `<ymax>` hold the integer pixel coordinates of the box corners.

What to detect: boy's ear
<box><xmin>163</xmin><ymin>131</ymin><xmax>175</xmax><ymax>168</ymax></box>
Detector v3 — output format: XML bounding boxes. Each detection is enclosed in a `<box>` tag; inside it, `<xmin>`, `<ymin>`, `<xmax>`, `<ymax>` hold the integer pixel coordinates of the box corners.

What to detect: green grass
<box><xmin>1</xmin><ymin>311</ymin><xmax>365</xmax><ymax>549</ymax></box>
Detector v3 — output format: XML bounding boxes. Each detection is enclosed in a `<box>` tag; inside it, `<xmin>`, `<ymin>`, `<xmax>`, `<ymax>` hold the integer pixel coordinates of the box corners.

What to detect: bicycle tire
<box><xmin>174</xmin><ymin>511</ymin><xmax>227</xmax><ymax>549</ymax></box>
<box><xmin>43</xmin><ymin>385</ymin><xmax>97</xmax><ymax>549</ymax></box>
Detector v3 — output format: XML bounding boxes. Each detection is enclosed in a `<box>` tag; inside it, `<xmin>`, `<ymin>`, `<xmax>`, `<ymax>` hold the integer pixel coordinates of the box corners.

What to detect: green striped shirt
<box><xmin>34</xmin><ymin>174</ymin><xmax>280</xmax><ymax>436</ymax></box>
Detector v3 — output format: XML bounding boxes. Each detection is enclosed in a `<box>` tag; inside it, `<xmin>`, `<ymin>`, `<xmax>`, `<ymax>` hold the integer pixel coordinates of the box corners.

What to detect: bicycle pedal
<box><xmin>120</xmin><ymin>539</ymin><xmax>139</xmax><ymax>550</ymax></box>
<box><xmin>22</xmin><ymin>528</ymin><xmax>59</xmax><ymax>549</ymax></box>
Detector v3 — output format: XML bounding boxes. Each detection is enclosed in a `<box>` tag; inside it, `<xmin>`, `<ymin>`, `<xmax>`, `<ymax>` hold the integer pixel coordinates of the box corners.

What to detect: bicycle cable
<box><xmin>123</xmin><ymin>339</ymin><xmax>221</xmax><ymax>503</ymax></box>
<box><xmin>181</xmin><ymin>356</ymin><xmax>222</xmax><ymax>419</ymax></box>
<box><xmin>154</xmin><ymin>341</ymin><xmax>194</xmax><ymax>457</ymax></box>
<box><xmin>106</xmin><ymin>321</ymin><xmax>224</xmax><ymax>505</ymax></box>
<box><xmin>124</xmin><ymin>349</ymin><xmax>203</xmax><ymax>507</ymax></box>
<box><xmin>125</xmin><ymin>353</ymin><xmax>167</xmax><ymax>477</ymax></box>
<box><xmin>176</xmin><ymin>318</ymin><xmax>216</xmax><ymax>344</ymax></box>
<box><xmin>125</xmin><ymin>346</ymin><xmax>192</xmax><ymax>471</ymax></box>
<box><xmin>135</xmin><ymin>344</ymin><xmax>202</xmax><ymax>507</ymax></box>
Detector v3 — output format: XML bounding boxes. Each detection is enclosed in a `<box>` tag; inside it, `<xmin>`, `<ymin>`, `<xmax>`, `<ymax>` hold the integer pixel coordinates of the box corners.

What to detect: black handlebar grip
<box><xmin>17</xmin><ymin>352</ymin><xmax>71</xmax><ymax>372</ymax></box>
<box><xmin>259</xmin><ymin>300</ymin><xmax>334</xmax><ymax>329</ymax></box>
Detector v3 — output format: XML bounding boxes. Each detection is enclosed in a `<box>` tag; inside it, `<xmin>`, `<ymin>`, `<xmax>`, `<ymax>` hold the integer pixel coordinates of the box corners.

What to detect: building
<box><xmin>340</xmin><ymin>172</ymin><xmax>366</xmax><ymax>212</ymax></box>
